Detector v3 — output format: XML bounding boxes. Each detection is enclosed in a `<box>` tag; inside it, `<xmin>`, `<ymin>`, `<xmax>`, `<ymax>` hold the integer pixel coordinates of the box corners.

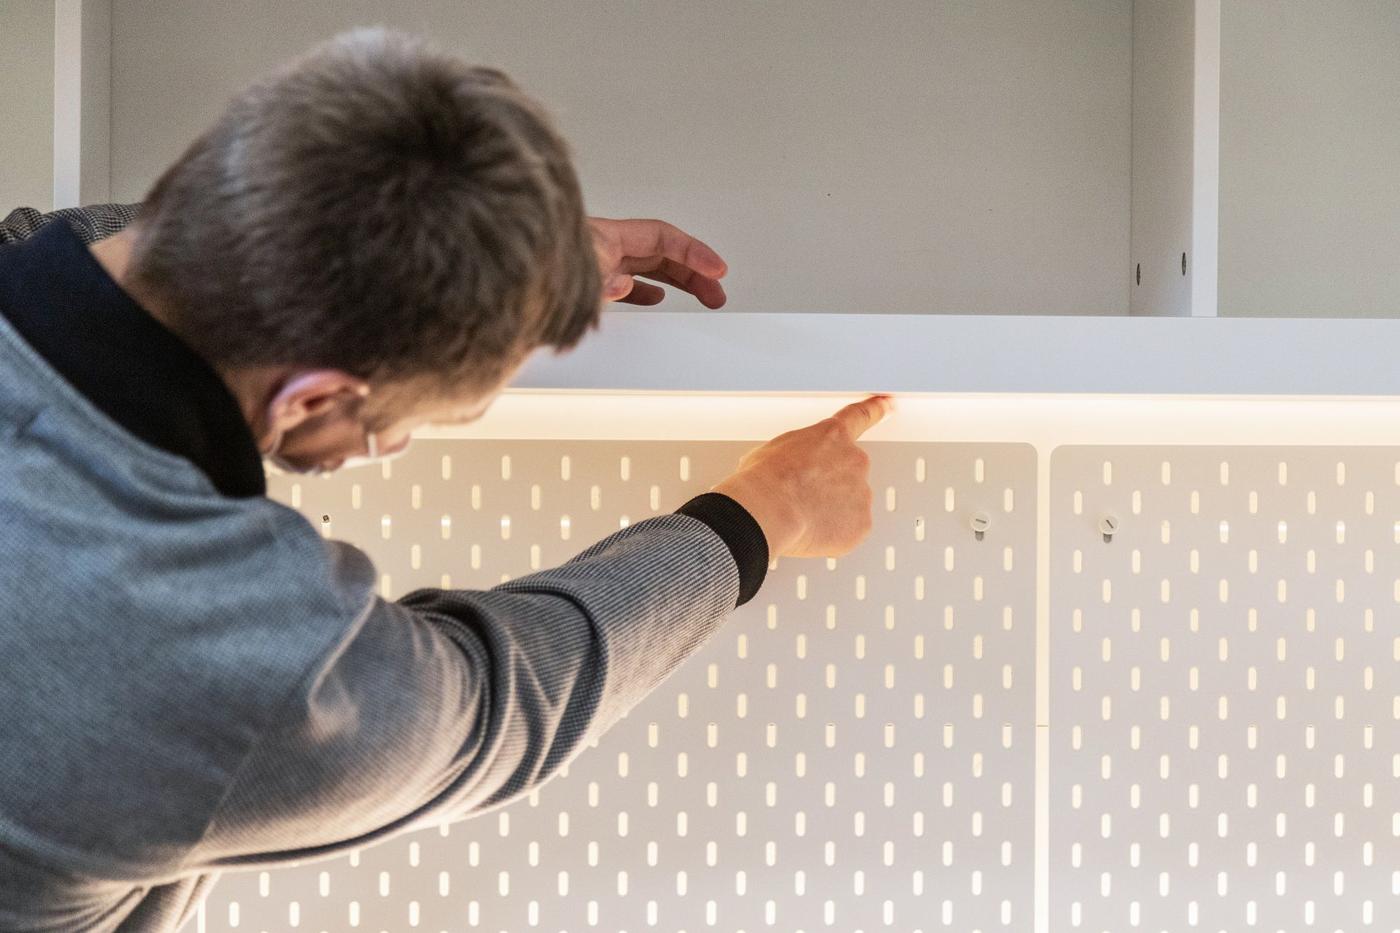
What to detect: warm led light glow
<box><xmin>416</xmin><ymin>391</ymin><xmax>1400</xmax><ymax>446</ymax></box>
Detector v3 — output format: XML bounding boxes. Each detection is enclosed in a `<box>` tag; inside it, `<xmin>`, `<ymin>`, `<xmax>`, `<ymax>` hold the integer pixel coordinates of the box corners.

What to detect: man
<box><xmin>0</xmin><ymin>28</ymin><xmax>888</xmax><ymax>931</ymax></box>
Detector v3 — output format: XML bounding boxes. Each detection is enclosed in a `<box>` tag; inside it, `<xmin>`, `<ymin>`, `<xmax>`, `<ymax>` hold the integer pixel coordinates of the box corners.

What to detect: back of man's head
<box><xmin>128</xmin><ymin>27</ymin><xmax>600</xmax><ymax>405</ymax></box>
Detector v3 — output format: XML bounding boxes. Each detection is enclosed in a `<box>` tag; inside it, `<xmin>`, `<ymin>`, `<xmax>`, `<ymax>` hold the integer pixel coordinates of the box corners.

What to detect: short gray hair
<box><xmin>129</xmin><ymin>27</ymin><xmax>601</xmax><ymax>401</ymax></box>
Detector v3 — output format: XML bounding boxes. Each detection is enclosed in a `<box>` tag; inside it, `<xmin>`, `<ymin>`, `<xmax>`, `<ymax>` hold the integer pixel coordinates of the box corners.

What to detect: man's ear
<box><xmin>265</xmin><ymin>370</ymin><xmax>370</xmax><ymax>434</ymax></box>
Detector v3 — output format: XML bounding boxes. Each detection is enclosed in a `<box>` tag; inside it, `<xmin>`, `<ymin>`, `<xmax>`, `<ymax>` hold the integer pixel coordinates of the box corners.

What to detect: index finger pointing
<box><xmin>830</xmin><ymin>395</ymin><xmax>894</xmax><ymax>439</ymax></box>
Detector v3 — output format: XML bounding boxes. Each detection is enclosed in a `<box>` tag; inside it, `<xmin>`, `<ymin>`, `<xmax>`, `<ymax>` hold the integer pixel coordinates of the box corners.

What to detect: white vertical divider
<box><xmin>1190</xmin><ymin>0</ymin><xmax>1220</xmax><ymax>317</ymax></box>
<box><xmin>51</xmin><ymin>0</ymin><xmax>81</xmax><ymax>208</ymax></box>
<box><xmin>1129</xmin><ymin>0</ymin><xmax>1220</xmax><ymax>317</ymax></box>
<box><xmin>52</xmin><ymin>0</ymin><xmax>110</xmax><ymax>209</ymax></box>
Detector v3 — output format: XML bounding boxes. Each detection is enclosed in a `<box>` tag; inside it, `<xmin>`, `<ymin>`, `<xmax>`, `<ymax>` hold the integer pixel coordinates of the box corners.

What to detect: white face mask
<box><xmin>263</xmin><ymin>422</ymin><xmax>406</xmax><ymax>475</ymax></box>
<box><xmin>337</xmin><ymin>431</ymin><xmax>410</xmax><ymax>471</ymax></box>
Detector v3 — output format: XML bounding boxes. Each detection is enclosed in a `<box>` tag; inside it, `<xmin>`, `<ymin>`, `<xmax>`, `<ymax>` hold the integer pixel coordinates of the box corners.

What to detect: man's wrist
<box><xmin>710</xmin><ymin>477</ymin><xmax>803</xmax><ymax>558</ymax></box>
<box><xmin>674</xmin><ymin>491</ymin><xmax>771</xmax><ymax>607</ymax></box>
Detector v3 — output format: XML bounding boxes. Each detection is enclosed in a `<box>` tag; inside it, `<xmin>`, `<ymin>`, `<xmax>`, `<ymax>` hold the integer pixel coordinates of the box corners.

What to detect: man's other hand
<box><xmin>589</xmin><ymin>217</ymin><xmax>727</xmax><ymax>308</ymax></box>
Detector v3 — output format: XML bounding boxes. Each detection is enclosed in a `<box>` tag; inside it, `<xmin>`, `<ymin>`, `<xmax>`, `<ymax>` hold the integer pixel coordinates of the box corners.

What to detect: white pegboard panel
<box><xmin>199</xmin><ymin>439</ymin><xmax>1037</xmax><ymax>932</ymax></box>
<box><xmin>1050</xmin><ymin>446</ymin><xmax>1400</xmax><ymax>931</ymax></box>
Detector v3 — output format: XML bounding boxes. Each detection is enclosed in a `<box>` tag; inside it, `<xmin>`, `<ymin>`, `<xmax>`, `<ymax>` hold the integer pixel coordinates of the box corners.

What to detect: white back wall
<box><xmin>1220</xmin><ymin>0</ymin><xmax>1400</xmax><ymax>318</ymax></box>
<box><xmin>0</xmin><ymin>0</ymin><xmax>55</xmax><ymax>212</ymax></box>
<box><xmin>108</xmin><ymin>0</ymin><xmax>1132</xmax><ymax>315</ymax></box>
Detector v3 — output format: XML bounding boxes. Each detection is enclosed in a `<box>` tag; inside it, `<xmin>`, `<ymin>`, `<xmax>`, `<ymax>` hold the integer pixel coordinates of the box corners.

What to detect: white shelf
<box><xmin>513</xmin><ymin>311</ymin><xmax>1400</xmax><ymax>397</ymax></box>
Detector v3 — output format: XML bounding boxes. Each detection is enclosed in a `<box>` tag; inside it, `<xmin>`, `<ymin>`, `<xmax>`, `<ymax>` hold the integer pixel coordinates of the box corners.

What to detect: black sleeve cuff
<box><xmin>675</xmin><ymin>492</ymin><xmax>770</xmax><ymax>607</ymax></box>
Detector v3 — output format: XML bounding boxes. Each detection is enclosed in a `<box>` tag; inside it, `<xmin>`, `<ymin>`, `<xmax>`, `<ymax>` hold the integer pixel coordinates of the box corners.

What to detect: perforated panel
<box><xmin>200</xmin><ymin>439</ymin><xmax>1037</xmax><ymax>931</ymax></box>
<box><xmin>1050</xmin><ymin>446</ymin><xmax>1400</xmax><ymax>930</ymax></box>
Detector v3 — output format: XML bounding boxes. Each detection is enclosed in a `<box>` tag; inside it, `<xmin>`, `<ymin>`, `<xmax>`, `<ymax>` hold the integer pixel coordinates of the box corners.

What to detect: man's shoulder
<box><xmin>0</xmin><ymin>422</ymin><xmax>376</xmax><ymax>879</ymax></box>
<box><xmin>0</xmin><ymin>203</ymin><xmax>142</xmax><ymax>246</ymax></box>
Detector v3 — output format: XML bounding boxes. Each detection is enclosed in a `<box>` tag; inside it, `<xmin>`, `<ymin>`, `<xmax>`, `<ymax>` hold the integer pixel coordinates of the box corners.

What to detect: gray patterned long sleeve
<box><xmin>187</xmin><ymin>510</ymin><xmax>758</xmax><ymax>868</ymax></box>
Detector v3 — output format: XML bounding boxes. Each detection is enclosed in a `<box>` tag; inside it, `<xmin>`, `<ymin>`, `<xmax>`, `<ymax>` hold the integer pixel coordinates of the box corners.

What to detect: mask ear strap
<box><xmin>260</xmin><ymin>415</ymin><xmax>324</xmax><ymax>476</ymax></box>
<box><xmin>260</xmin><ymin>423</ymin><xmax>284</xmax><ymax>458</ymax></box>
